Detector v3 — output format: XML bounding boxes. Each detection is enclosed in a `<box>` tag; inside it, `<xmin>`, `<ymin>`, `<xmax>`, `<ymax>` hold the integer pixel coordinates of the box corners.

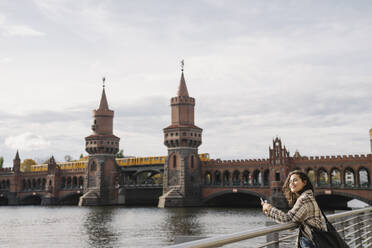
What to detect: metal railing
<box><xmin>168</xmin><ymin>207</ymin><xmax>372</xmax><ymax>248</ymax></box>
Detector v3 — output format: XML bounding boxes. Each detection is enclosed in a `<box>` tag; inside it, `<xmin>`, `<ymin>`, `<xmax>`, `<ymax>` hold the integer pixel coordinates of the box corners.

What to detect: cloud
<box><xmin>0</xmin><ymin>13</ymin><xmax>45</xmax><ymax>37</ymax></box>
<box><xmin>5</xmin><ymin>132</ymin><xmax>51</xmax><ymax>151</ymax></box>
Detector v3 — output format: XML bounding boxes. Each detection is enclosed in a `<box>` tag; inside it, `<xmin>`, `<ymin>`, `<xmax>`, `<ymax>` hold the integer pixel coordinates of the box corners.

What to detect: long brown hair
<box><xmin>282</xmin><ymin>170</ymin><xmax>314</xmax><ymax>207</ymax></box>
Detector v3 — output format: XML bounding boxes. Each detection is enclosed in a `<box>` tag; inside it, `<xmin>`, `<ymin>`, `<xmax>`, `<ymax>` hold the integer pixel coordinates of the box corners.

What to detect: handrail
<box><xmin>167</xmin><ymin>207</ymin><xmax>372</xmax><ymax>248</ymax></box>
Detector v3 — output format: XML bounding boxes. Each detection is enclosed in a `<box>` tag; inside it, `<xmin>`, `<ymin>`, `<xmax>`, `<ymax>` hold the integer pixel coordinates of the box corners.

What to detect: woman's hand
<box><xmin>262</xmin><ymin>202</ymin><xmax>272</xmax><ymax>215</ymax></box>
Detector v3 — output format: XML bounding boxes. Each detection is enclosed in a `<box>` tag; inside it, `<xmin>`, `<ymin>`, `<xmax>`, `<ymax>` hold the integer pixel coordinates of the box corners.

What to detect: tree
<box><xmin>0</xmin><ymin>156</ymin><xmax>3</xmax><ymax>168</ymax></box>
<box><xmin>115</xmin><ymin>149</ymin><xmax>124</xmax><ymax>158</ymax></box>
<box><xmin>21</xmin><ymin>159</ymin><xmax>37</xmax><ymax>172</ymax></box>
<box><xmin>80</xmin><ymin>154</ymin><xmax>84</xmax><ymax>159</ymax></box>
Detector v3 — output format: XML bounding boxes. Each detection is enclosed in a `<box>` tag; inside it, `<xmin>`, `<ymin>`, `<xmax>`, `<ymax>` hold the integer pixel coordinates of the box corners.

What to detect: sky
<box><xmin>1</xmin><ymin>0</ymin><xmax>372</xmax><ymax>166</ymax></box>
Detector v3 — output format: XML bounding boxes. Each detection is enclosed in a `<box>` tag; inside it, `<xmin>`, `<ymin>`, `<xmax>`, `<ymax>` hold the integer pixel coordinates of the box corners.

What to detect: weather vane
<box><xmin>180</xmin><ymin>59</ymin><xmax>184</xmax><ymax>72</ymax></box>
<box><xmin>102</xmin><ymin>76</ymin><xmax>106</xmax><ymax>88</ymax></box>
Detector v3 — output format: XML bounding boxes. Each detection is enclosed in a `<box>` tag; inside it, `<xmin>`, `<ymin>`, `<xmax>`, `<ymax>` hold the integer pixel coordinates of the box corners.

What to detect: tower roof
<box><xmin>177</xmin><ymin>72</ymin><xmax>189</xmax><ymax>97</ymax></box>
<box><xmin>99</xmin><ymin>87</ymin><xmax>109</xmax><ymax>110</ymax></box>
<box><xmin>14</xmin><ymin>150</ymin><xmax>20</xmax><ymax>160</ymax></box>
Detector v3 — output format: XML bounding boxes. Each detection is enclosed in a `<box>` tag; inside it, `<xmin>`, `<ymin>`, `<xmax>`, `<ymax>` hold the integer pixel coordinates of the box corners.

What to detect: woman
<box><xmin>262</xmin><ymin>170</ymin><xmax>322</xmax><ymax>248</ymax></box>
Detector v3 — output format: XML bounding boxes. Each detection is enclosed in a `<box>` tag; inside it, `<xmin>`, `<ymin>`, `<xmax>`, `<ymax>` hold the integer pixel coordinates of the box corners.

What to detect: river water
<box><xmin>0</xmin><ymin>206</ymin><xmax>298</xmax><ymax>248</ymax></box>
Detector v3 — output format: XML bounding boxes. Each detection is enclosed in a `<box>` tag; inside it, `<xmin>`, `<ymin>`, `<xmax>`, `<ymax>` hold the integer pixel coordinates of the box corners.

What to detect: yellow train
<box><xmin>116</xmin><ymin>153</ymin><xmax>210</xmax><ymax>166</ymax></box>
<box><xmin>28</xmin><ymin>153</ymin><xmax>210</xmax><ymax>171</ymax></box>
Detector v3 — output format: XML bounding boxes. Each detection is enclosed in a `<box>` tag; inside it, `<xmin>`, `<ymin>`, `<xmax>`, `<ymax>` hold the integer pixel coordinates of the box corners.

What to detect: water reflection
<box><xmin>162</xmin><ymin>208</ymin><xmax>203</xmax><ymax>242</ymax></box>
<box><xmin>83</xmin><ymin>207</ymin><xmax>118</xmax><ymax>248</ymax></box>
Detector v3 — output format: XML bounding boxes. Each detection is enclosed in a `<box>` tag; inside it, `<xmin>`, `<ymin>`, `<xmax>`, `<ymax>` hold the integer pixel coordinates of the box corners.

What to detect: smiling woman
<box><xmin>262</xmin><ymin>170</ymin><xmax>323</xmax><ymax>248</ymax></box>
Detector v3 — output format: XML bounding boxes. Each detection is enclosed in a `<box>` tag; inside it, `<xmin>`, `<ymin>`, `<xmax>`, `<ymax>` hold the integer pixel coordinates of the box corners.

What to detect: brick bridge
<box><xmin>199</xmin><ymin>138</ymin><xmax>372</xmax><ymax>209</ymax></box>
<box><xmin>0</xmin><ymin>71</ymin><xmax>371</xmax><ymax>208</ymax></box>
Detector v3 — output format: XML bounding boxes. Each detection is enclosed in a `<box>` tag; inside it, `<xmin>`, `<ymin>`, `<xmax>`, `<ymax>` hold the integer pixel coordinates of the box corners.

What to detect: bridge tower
<box><xmin>269</xmin><ymin>137</ymin><xmax>290</xmax><ymax>208</ymax></box>
<box><xmin>158</xmin><ymin>64</ymin><xmax>203</xmax><ymax>208</ymax></box>
<box><xmin>79</xmin><ymin>80</ymin><xmax>120</xmax><ymax>206</ymax></box>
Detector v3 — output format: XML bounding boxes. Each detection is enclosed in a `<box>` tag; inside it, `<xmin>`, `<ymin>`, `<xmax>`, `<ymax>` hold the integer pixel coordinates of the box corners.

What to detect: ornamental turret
<box><xmin>85</xmin><ymin>78</ymin><xmax>120</xmax><ymax>155</ymax></box>
<box><xmin>159</xmin><ymin>61</ymin><xmax>203</xmax><ymax>208</ymax></box>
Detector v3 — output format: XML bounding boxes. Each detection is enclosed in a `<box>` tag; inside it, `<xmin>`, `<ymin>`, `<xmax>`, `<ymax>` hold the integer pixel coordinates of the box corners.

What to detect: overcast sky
<box><xmin>1</xmin><ymin>0</ymin><xmax>372</xmax><ymax>166</ymax></box>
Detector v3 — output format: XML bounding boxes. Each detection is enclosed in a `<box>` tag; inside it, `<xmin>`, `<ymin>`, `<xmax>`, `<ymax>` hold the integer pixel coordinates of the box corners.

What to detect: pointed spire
<box><xmin>98</xmin><ymin>77</ymin><xmax>109</xmax><ymax>110</ymax></box>
<box><xmin>177</xmin><ymin>60</ymin><xmax>189</xmax><ymax>97</ymax></box>
<box><xmin>14</xmin><ymin>150</ymin><xmax>20</xmax><ymax>160</ymax></box>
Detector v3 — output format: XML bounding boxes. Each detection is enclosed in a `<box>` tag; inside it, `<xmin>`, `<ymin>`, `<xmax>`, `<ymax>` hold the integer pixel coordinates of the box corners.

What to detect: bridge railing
<box><xmin>167</xmin><ymin>207</ymin><xmax>372</xmax><ymax>248</ymax></box>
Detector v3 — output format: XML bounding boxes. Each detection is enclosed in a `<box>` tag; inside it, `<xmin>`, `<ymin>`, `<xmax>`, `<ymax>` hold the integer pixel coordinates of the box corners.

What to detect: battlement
<box><xmin>203</xmin><ymin>158</ymin><xmax>270</xmax><ymax>167</ymax></box>
<box><xmin>293</xmin><ymin>153</ymin><xmax>372</xmax><ymax>162</ymax></box>
<box><xmin>171</xmin><ymin>96</ymin><xmax>195</xmax><ymax>105</ymax></box>
<box><xmin>0</xmin><ymin>168</ymin><xmax>13</xmax><ymax>172</ymax></box>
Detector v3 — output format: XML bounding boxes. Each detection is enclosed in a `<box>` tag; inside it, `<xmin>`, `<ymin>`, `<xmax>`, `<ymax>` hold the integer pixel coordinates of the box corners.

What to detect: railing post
<box><xmin>354</xmin><ymin>214</ymin><xmax>363</xmax><ymax>247</ymax></box>
<box><xmin>365</xmin><ymin>211</ymin><xmax>372</xmax><ymax>246</ymax></box>
<box><xmin>266</xmin><ymin>221</ymin><xmax>279</xmax><ymax>248</ymax></box>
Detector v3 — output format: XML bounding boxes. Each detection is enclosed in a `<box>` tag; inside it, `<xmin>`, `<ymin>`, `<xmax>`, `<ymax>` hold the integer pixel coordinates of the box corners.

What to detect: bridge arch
<box><xmin>0</xmin><ymin>194</ymin><xmax>8</xmax><ymax>205</ymax></box>
<box><xmin>315</xmin><ymin>191</ymin><xmax>372</xmax><ymax>209</ymax></box>
<box><xmin>132</xmin><ymin>169</ymin><xmax>162</xmax><ymax>184</ymax></box>
<box><xmin>19</xmin><ymin>194</ymin><xmax>43</xmax><ymax>205</ymax></box>
<box><xmin>203</xmin><ymin>190</ymin><xmax>267</xmax><ymax>207</ymax></box>
<box><xmin>59</xmin><ymin>192</ymin><xmax>83</xmax><ymax>205</ymax></box>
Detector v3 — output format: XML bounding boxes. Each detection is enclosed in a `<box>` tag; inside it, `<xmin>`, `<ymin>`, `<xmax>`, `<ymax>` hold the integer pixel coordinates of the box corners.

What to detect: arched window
<box><xmin>330</xmin><ymin>169</ymin><xmax>341</xmax><ymax>186</ymax></box>
<box><xmin>344</xmin><ymin>168</ymin><xmax>355</xmax><ymax>187</ymax></box>
<box><xmin>359</xmin><ymin>168</ymin><xmax>370</xmax><ymax>187</ymax></box>
<box><xmin>243</xmin><ymin>171</ymin><xmax>250</xmax><ymax>185</ymax></box>
<box><xmin>307</xmin><ymin>169</ymin><xmax>315</xmax><ymax>184</ymax></box>
<box><xmin>205</xmin><ymin>172</ymin><xmax>212</xmax><ymax>185</ymax></box>
<box><xmin>42</xmin><ymin>178</ymin><xmax>46</xmax><ymax>190</ymax></box>
<box><xmin>79</xmin><ymin>176</ymin><xmax>84</xmax><ymax>188</ymax></box>
<box><xmin>318</xmin><ymin>169</ymin><xmax>328</xmax><ymax>186</ymax></box>
<box><xmin>190</xmin><ymin>155</ymin><xmax>194</xmax><ymax>168</ymax></box>
<box><xmin>67</xmin><ymin>177</ymin><xmax>72</xmax><ymax>188</ymax></box>
<box><xmin>61</xmin><ymin>177</ymin><xmax>66</xmax><ymax>189</ymax></box>
<box><xmin>173</xmin><ymin>155</ymin><xmax>177</xmax><ymax>169</ymax></box>
<box><xmin>73</xmin><ymin>177</ymin><xmax>78</xmax><ymax>188</ymax></box>
<box><xmin>233</xmin><ymin>171</ymin><xmax>240</xmax><ymax>186</ymax></box>
<box><xmin>253</xmin><ymin>170</ymin><xmax>261</xmax><ymax>186</ymax></box>
<box><xmin>214</xmin><ymin>171</ymin><xmax>221</xmax><ymax>185</ymax></box>
<box><xmin>223</xmin><ymin>171</ymin><xmax>230</xmax><ymax>186</ymax></box>
<box><xmin>263</xmin><ymin>169</ymin><xmax>270</xmax><ymax>186</ymax></box>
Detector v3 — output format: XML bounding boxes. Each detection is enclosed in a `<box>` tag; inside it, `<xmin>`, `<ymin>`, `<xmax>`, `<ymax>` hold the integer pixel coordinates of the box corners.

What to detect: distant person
<box><xmin>261</xmin><ymin>170</ymin><xmax>322</xmax><ymax>248</ymax></box>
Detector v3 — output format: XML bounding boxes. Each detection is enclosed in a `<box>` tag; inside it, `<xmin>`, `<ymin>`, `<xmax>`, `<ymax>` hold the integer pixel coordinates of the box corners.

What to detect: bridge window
<box><xmin>42</xmin><ymin>178</ymin><xmax>46</xmax><ymax>190</ymax></box>
<box><xmin>173</xmin><ymin>155</ymin><xmax>177</xmax><ymax>169</ymax></box>
<box><xmin>307</xmin><ymin>169</ymin><xmax>315</xmax><ymax>184</ymax></box>
<box><xmin>223</xmin><ymin>171</ymin><xmax>230</xmax><ymax>186</ymax></box>
<box><xmin>73</xmin><ymin>177</ymin><xmax>78</xmax><ymax>188</ymax></box>
<box><xmin>358</xmin><ymin>168</ymin><xmax>370</xmax><ymax>187</ymax></box>
<box><xmin>91</xmin><ymin>162</ymin><xmax>97</xmax><ymax>171</ymax></box>
<box><xmin>233</xmin><ymin>171</ymin><xmax>240</xmax><ymax>186</ymax></box>
<box><xmin>205</xmin><ymin>172</ymin><xmax>212</xmax><ymax>185</ymax></box>
<box><xmin>214</xmin><ymin>171</ymin><xmax>221</xmax><ymax>185</ymax></box>
<box><xmin>79</xmin><ymin>176</ymin><xmax>84</xmax><ymax>188</ymax></box>
<box><xmin>330</xmin><ymin>169</ymin><xmax>341</xmax><ymax>186</ymax></box>
<box><xmin>318</xmin><ymin>169</ymin><xmax>328</xmax><ymax>186</ymax></box>
<box><xmin>243</xmin><ymin>171</ymin><xmax>250</xmax><ymax>185</ymax></box>
<box><xmin>263</xmin><ymin>170</ymin><xmax>269</xmax><ymax>186</ymax></box>
<box><xmin>67</xmin><ymin>177</ymin><xmax>72</xmax><ymax>188</ymax></box>
<box><xmin>61</xmin><ymin>177</ymin><xmax>66</xmax><ymax>189</ymax></box>
<box><xmin>344</xmin><ymin>169</ymin><xmax>355</xmax><ymax>187</ymax></box>
<box><xmin>275</xmin><ymin>171</ymin><xmax>280</xmax><ymax>181</ymax></box>
<box><xmin>252</xmin><ymin>170</ymin><xmax>261</xmax><ymax>186</ymax></box>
